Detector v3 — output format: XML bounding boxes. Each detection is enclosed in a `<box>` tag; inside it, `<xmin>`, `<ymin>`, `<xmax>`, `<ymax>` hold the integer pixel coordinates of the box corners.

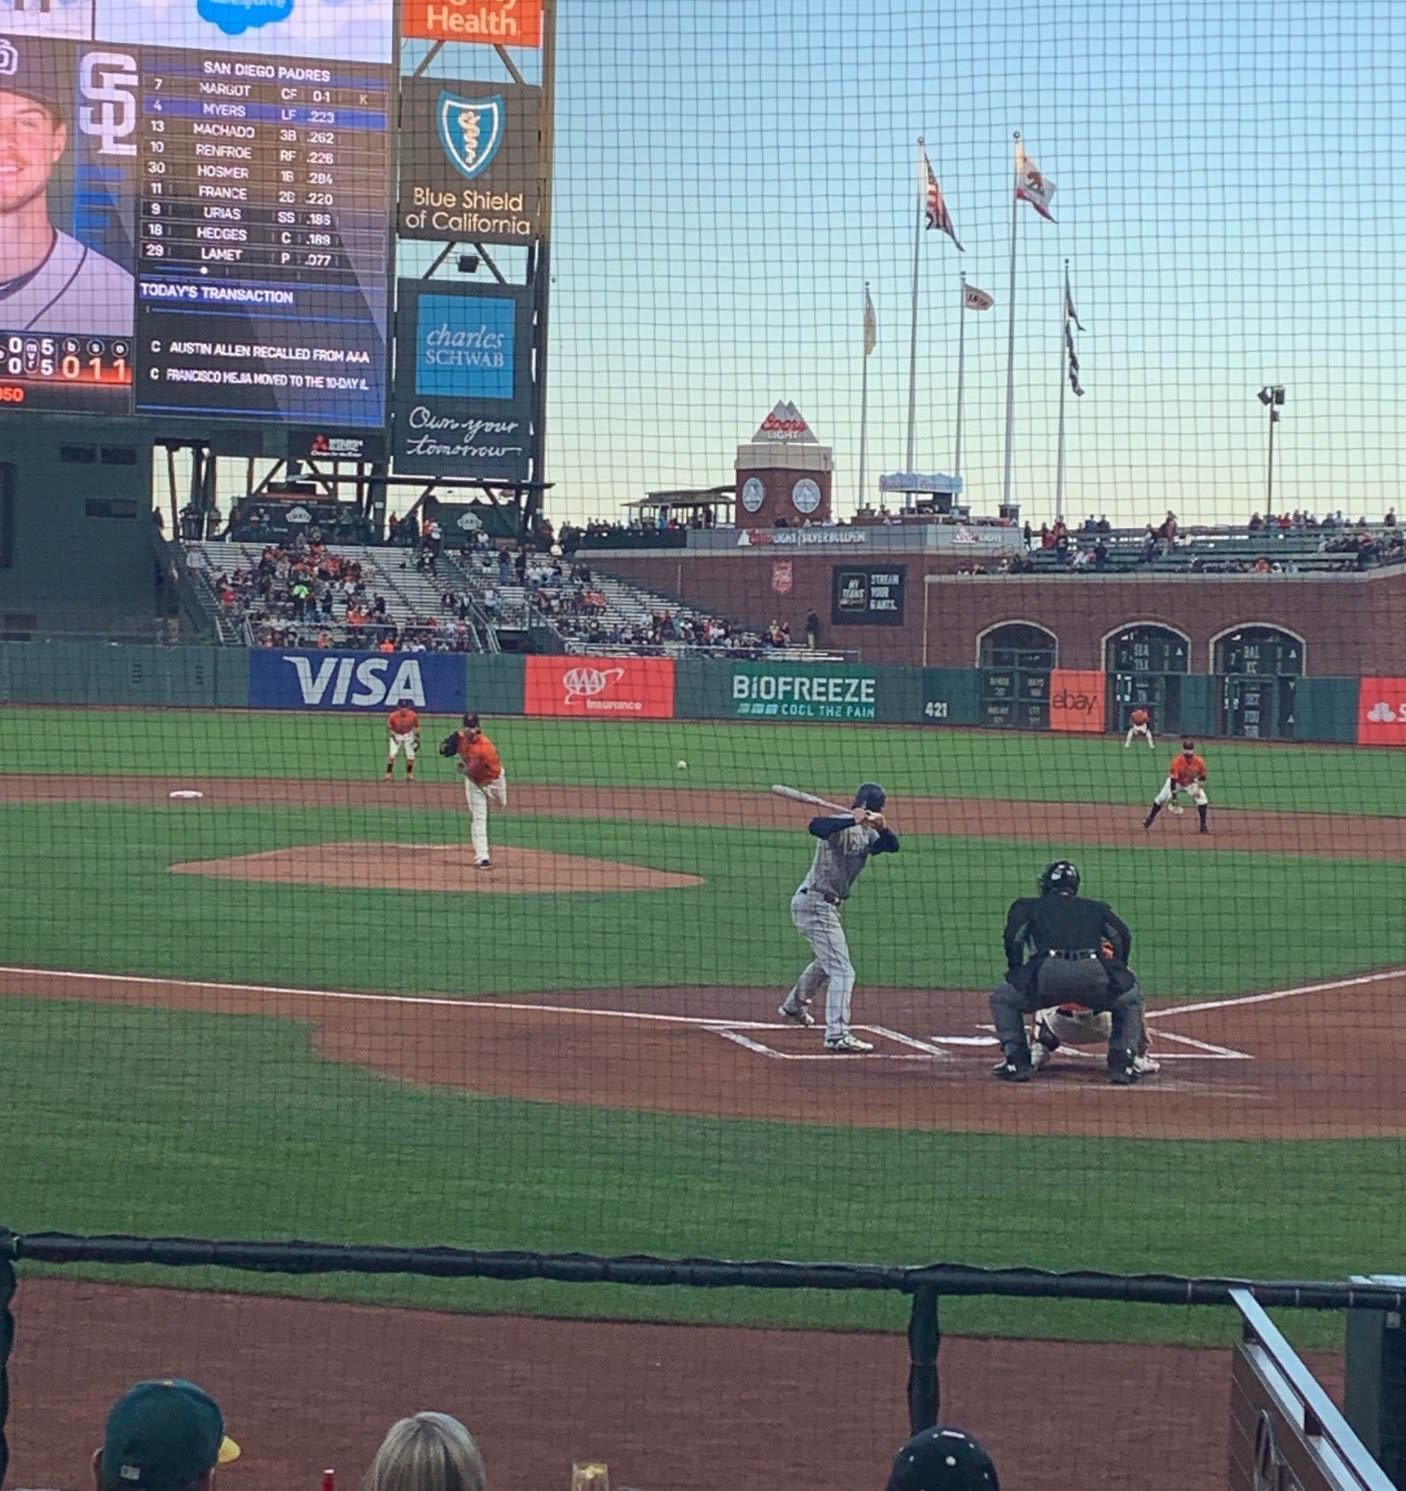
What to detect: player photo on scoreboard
<box><xmin>0</xmin><ymin>33</ymin><xmax>137</xmax><ymax>337</ymax></box>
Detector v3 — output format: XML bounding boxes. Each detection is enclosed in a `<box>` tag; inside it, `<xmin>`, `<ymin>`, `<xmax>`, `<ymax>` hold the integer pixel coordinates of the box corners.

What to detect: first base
<box><xmin>168</xmin><ymin>790</ymin><xmax>205</xmax><ymax>800</ymax></box>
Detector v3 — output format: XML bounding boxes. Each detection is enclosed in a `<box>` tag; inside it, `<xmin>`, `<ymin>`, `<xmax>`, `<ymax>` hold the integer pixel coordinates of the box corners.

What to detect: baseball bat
<box><xmin>771</xmin><ymin>784</ymin><xmax>852</xmax><ymax>814</ymax></box>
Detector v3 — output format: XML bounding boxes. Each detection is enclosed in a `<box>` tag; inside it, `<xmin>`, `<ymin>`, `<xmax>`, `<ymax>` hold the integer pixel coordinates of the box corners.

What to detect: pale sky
<box><xmin>194</xmin><ymin>0</ymin><xmax>1406</xmax><ymax>531</ymax></box>
<box><xmin>527</xmin><ymin>0</ymin><xmax>1406</xmax><ymax>529</ymax></box>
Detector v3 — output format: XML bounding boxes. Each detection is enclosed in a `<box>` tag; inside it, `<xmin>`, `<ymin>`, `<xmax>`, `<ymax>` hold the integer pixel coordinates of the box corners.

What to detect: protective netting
<box><xmin>2</xmin><ymin>0</ymin><xmax>1405</xmax><ymax>1487</ymax></box>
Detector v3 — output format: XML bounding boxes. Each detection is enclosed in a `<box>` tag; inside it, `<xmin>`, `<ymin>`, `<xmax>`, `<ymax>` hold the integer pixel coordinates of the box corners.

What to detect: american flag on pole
<box><xmin>919</xmin><ymin>139</ymin><xmax>963</xmax><ymax>250</ymax></box>
<box><xmin>863</xmin><ymin>286</ymin><xmax>877</xmax><ymax>356</ymax></box>
<box><xmin>1015</xmin><ymin>141</ymin><xmax>1056</xmax><ymax>221</ymax></box>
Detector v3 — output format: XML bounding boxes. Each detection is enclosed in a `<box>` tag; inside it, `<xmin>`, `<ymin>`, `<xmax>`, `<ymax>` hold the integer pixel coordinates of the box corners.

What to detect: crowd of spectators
<box><xmin>58</xmin><ymin>1375</ymin><xmax>999</xmax><ymax>1491</ymax></box>
<box><xmin>197</xmin><ymin>536</ymin><xmax>481</xmax><ymax>652</ymax></box>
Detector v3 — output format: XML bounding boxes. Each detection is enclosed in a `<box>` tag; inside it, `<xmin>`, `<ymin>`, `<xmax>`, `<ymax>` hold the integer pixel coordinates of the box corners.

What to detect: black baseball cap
<box><xmin>885</xmin><ymin>1426</ymin><xmax>999</xmax><ymax>1491</ymax></box>
<box><xmin>0</xmin><ymin>36</ymin><xmax>69</xmax><ymax>122</ymax></box>
<box><xmin>100</xmin><ymin>1379</ymin><xmax>241</xmax><ymax>1491</ymax></box>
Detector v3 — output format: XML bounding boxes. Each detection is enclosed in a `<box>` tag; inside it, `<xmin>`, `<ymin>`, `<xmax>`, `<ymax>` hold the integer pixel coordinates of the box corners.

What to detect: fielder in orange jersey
<box><xmin>384</xmin><ymin>698</ymin><xmax>421</xmax><ymax>781</ymax></box>
<box><xmin>1124</xmin><ymin>706</ymin><xmax>1155</xmax><ymax>749</ymax></box>
<box><xmin>452</xmin><ymin>712</ymin><xmax>508</xmax><ymax>868</ymax></box>
<box><xmin>1143</xmin><ymin>738</ymin><xmax>1210</xmax><ymax>833</ymax></box>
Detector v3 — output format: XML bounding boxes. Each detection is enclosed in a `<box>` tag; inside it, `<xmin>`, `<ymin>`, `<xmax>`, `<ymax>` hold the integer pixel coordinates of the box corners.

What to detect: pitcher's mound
<box><xmin>171</xmin><ymin>842</ymin><xmax>703</xmax><ymax>894</ymax></box>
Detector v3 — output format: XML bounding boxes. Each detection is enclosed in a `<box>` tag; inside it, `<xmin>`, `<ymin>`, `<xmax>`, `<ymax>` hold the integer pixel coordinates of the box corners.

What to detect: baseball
<box><xmin>676</xmin><ymin>760</ymin><xmax>688</xmax><ymax>770</ymax></box>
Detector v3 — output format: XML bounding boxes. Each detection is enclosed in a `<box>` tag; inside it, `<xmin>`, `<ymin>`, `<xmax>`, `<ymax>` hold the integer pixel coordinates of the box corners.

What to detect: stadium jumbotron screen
<box><xmin>0</xmin><ymin>0</ymin><xmax>392</xmax><ymax>427</ymax></box>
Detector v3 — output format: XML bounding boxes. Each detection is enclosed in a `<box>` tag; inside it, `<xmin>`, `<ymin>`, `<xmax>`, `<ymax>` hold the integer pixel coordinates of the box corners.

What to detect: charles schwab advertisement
<box><xmin>391</xmin><ymin>280</ymin><xmax>535</xmax><ymax>480</ymax></box>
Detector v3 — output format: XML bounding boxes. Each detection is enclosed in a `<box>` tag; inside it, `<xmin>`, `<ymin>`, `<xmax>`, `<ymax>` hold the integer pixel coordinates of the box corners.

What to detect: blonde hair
<box><xmin>364</xmin><ymin>1413</ymin><xmax>487</xmax><ymax>1491</ymax></box>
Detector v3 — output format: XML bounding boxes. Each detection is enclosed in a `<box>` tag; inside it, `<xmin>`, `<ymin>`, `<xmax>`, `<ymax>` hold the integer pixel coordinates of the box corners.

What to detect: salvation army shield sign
<box><xmin>436</xmin><ymin>92</ymin><xmax>505</xmax><ymax>180</ymax></box>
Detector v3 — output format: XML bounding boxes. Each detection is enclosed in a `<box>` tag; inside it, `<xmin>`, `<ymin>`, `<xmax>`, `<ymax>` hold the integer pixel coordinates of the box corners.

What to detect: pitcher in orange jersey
<box><xmin>454</xmin><ymin>712</ymin><xmax>508</xmax><ymax>868</ymax></box>
<box><xmin>384</xmin><ymin>698</ymin><xmax>421</xmax><ymax>782</ymax></box>
<box><xmin>1143</xmin><ymin>738</ymin><xmax>1210</xmax><ymax>834</ymax></box>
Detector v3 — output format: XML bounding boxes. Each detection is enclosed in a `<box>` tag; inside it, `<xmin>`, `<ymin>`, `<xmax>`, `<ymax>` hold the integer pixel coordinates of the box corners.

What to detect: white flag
<box><xmin>963</xmin><ymin>284</ymin><xmax>994</xmax><ymax>311</ymax></box>
<box><xmin>1015</xmin><ymin>142</ymin><xmax>1056</xmax><ymax>220</ymax></box>
<box><xmin>863</xmin><ymin>287</ymin><xmax>877</xmax><ymax>356</ymax></box>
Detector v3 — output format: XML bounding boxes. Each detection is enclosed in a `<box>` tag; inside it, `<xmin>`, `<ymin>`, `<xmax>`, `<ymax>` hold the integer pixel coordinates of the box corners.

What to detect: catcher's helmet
<box><xmin>885</xmin><ymin>1426</ymin><xmax>999</xmax><ymax>1491</ymax></box>
<box><xmin>1038</xmin><ymin>860</ymin><xmax>1080</xmax><ymax>896</ymax></box>
<box><xmin>852</xmin><ymin>781</ymin><xmax>887</xmax><ymax>812</ymax></box>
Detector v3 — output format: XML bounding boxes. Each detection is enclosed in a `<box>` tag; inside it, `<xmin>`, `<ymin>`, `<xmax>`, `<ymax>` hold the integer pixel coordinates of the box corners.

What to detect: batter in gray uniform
<box><xmin>777</xmin><ymin>782</ymin><xmax>899</xmax><ymax>1053</ymax></box>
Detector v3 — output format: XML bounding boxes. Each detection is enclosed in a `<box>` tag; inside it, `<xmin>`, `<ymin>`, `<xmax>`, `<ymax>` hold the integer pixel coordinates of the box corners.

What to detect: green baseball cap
<box><xmin>101</xmin><ymin>1380</ymin><xmax>241</xmax><ymax>1491</ymax></box>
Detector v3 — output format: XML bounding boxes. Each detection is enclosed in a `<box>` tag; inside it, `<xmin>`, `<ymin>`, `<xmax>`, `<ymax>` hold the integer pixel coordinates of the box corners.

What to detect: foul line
<box><xmin>0</xmin><ymin>964</ymin><xmax>778</xmax><ymax>1030</ymax></box>
<box><xmin>1145</xmin><ymin>966</ymin><xmax>1406</xmax><ymax>1019</ymax></box>
<box><xmin>0</xmin><ymin>963</ymin><xmax>1399</xmax><ymax>1036</ymax></box>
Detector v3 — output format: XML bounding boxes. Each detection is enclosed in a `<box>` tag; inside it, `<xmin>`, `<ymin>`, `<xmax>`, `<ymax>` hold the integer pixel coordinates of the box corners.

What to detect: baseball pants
<box><xmin>1124</xmin><ymin>724</ymin><xmax>1155</xmax><ymax>748</ymax></box>
<box><xmin>786</xmin><ymin>888</ymin><xmax>856</xmax><ymax>1042</ymax></box>
<box><xmin>387</xmin><ymin>731</ymin><xmax>417</xmax><ymax>759</ymax></box>
<box><xmin>991</xmin><ymin>959</ymin><xmax>1144</xmax><ymax>1057</ymax></box>
<box><xmin>1154</xmin><ymin>776</ymin><xmax>1207</xmax><ymax>808</ymax></box>
<box><xmin>464</xmin><ymin>771</ymin><xmax>509</xmax><ymax>861</ymax></box>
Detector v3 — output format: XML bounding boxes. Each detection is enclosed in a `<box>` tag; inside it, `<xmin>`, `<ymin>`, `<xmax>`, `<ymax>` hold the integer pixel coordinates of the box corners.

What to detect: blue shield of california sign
<box><xmin>436</xmin><ymin>91</ymin><xmax>504</xmax><ymax>180</ymax></box>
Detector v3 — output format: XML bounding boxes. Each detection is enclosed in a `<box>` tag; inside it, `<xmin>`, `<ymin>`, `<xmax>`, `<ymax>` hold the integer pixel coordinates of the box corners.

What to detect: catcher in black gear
<box><xmin>987</xmin><ymin>860</ymin><xmax>1146</xmax><ymax>1086</ymax></box>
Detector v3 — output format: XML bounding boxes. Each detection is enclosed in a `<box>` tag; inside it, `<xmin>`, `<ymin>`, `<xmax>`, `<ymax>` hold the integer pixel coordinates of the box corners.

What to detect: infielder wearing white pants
<box><xmin>1124</xmin><ymin>721</ymin><xmax>1155</xmax><ymax>748</ymax></box>
<box><xmin>464</xmin><ymin>771</ymin><xmax>508</xmax><ymax>863</ymax></box>
<box><xmin>778</xmin><ymin>782</ymin><xmax>899</xmax><ymax>1052</ymax></box>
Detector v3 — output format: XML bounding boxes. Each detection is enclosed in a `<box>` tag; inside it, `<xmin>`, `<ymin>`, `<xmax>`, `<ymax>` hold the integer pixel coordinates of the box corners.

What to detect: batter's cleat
<box><xmin>825</xmin><ymin>1032</ymin><xmax>874</xmax><ymax>1054</ymax></box>
<box><xmin>778</xmin><ymin>1000</ymin><xmax>815</xmax><ymax>1028</ymax></box>
<box><xmin>1199</xmin><ymin>825</ymin><xmax>1209</xmax><ymax>834</ymax></box>
<box><xmin>1108</xmin><ymin>1049</ymin><xmax>1139</xmax><ymax>1085</ymax></box>
<box><xmin>992</xmin><ymin>1057</ymin><xmax>1033</xmax><ymax>1082</ymax></box>
<box><xmin>1133</xmin><ymin>1054</ymin><xmax>1161</xmax><ymax>1076</ymax></box>
<box><xmin>477</xmin><ymin>858</ymin><xmax>493</xmax><ymax>869</ymax></box>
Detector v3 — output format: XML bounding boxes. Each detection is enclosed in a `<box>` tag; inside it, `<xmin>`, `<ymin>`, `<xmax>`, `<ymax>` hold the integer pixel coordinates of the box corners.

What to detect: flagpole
<box><xmin>954</xmin><ymin>272</ymin><xmax>967</xmax><ymax>482</ymax></box>
<box><xmin>858</xmin><ymin>281</ymin><xmax>871</xmax><ymax>512</ymax></box>
<box><xmin>1001</xmin><ymin>131</ymin><xmax>1020</xmax><ymax>514</ymax></box>
<box><xmin>1055</xmin><ymin>257</ymin><xmax>1069</xmax><ymax>523</ymax></box>
<box><xmin>905</xmin><ymin>136</ymin><xmax>923</xmax><ymax>474</ymax></box>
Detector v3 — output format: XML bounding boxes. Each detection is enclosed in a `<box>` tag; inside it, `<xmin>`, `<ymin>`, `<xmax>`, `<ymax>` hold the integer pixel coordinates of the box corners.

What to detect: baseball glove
<box><xmin>438</xmin><ymin>732</ymin><xmax>461</xmax><ymax>758</ymax></box>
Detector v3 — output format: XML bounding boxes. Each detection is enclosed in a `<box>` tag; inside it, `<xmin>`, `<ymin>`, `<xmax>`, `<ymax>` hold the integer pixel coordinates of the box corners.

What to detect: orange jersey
<box><xmin>458</xmin><ymin>731</ymin><xmax>502</xmax><ymax>785</ymax></box>
<box><xmin>388</xmin><ymin>707</ymin><xmax>419</xmax><ymax>735</ymax></box>
<box><xmin>1169</xmin><ymin>752</ymin><xmax>1207</xmax><ymax>786</ymax></box>
<box><xmin>1130</xmin><ymin>709</ymin><xmax>1149</xmax><ymax>725</ymax></box>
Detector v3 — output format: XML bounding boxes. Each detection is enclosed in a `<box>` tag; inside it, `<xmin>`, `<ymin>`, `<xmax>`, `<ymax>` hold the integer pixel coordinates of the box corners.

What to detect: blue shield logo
<box><xmin>436</xmin><ymin>92</ymin><xmax>504</xmax><ymax>181</ymax></box>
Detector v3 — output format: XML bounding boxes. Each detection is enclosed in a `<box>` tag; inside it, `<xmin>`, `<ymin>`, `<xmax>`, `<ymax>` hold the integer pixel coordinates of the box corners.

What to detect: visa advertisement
<box><xmin>250</xmin><ymin>650</ymin><xmax>467</xmax><ymax>710</ymax></box>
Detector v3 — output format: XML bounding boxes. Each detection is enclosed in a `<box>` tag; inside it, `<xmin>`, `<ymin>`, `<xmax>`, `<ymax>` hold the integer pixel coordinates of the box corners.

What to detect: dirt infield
<box><xmin>9</xmin><ymin>1277</ymin><xmax>1306</xmax><ymax>1491</ymax></box>
<box><xmin>171</xmin><ymin>843</ymin><xmax>703</xmax><ymax>893</ymax></box>
<box><xmin>4</xmin><ymin>965</ymin><xmax>1402</xmax><ymax>1139</ymax></box>
<box><xmin>4</xmin><ymin>773</ymin><xmax>1403</xmax><ymax>859</ymax></box>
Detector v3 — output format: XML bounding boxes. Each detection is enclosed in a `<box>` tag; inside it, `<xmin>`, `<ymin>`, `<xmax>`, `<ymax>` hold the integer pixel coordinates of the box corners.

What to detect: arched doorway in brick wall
<box><xmin>1212</xmin><ymin>625</ymin><xmax>1304</xmax><ymax>740</ymax></box>
<box><xmin>1102</xmin><ymin>624</ymin><xmax>1190</xmax><ymax>735</ymax></box>
<box><xmin>976</xmin><ymin>622</ymin><xmax>1057</xmax><ymax>729</ymax></box>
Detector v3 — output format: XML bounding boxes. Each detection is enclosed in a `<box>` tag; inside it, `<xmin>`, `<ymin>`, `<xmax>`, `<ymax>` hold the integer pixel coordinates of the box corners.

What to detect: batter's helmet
<box><xmin>885</xmin><ymin>1426</ymin><xmax>999</xmax><ymax>1491</ymax></box>
<box><xmin>852</xmin><ymin>782</ymin><xmax>887</xmax><ymax>812</ymax></box>
<box><xmin>1038</xmin><ymin>860</ymin><xmax>1080</xmax><ymax>896</ymax></box>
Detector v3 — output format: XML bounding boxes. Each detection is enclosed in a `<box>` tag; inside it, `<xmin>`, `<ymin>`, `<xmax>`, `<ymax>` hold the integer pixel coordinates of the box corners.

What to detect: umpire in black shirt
<box><xmin>990</xmin><ymin>860</ymin><xmax>1145</xmax><ymax>1085</ymax></box>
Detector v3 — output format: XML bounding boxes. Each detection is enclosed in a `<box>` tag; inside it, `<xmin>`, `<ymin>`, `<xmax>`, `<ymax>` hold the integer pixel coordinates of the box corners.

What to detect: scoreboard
<box><xmin>136</xmin><ymin>51</ymin><xmax>391</xmax><ymax>426</ymax></box>
<box><xmin>0</xmin><ymin>2</ymin><xmax>393</xmax><ymax>432</ymax></box>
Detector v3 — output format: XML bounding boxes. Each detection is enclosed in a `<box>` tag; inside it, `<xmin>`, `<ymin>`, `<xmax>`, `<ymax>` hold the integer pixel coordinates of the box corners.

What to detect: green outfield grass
<box><xmin>0</xmin><ymin>706</ymin><xmax>1400</xmax><ymax>815</ymax></box>
<box><xmin>3</xmin><ymin>998</ymin><xmax>1399</xmax><ymax>1347</ymax></box>
<box><xmin>0</xmin><ymin>803</ymin><xmax>1401</xmax><ymax>995</ymax></box>
<box><xmin>1</xmin><ymin>708</ymin><xmax>1401</xmax><ymax>1347</ymax></box>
